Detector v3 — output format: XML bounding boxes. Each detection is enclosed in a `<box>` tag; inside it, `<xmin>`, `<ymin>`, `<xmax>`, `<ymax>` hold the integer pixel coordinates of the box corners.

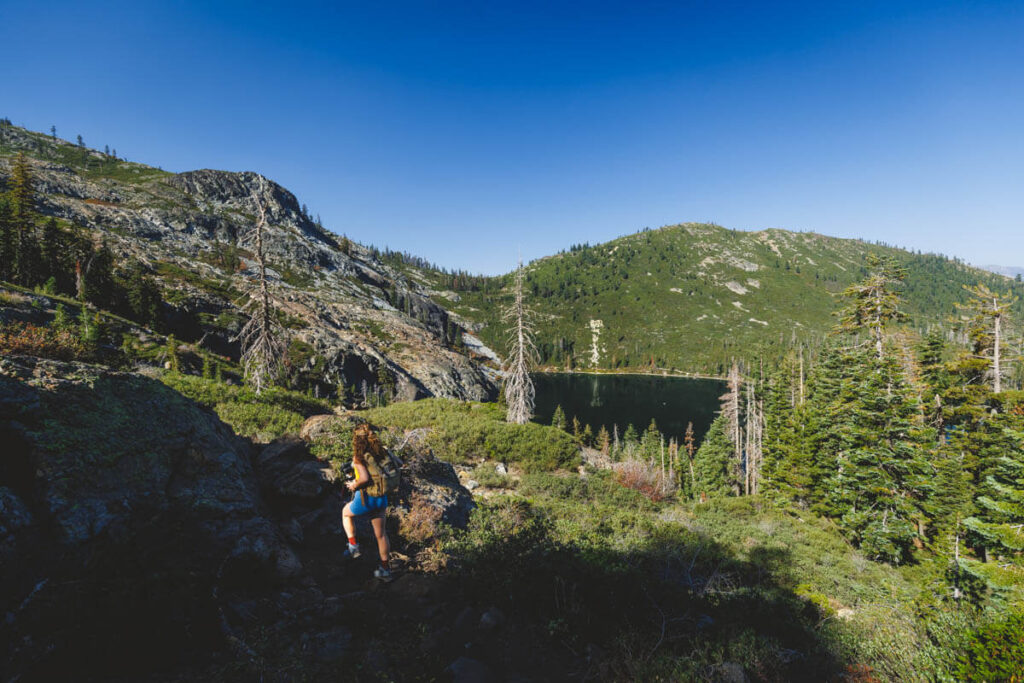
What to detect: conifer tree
<box><xmin>762</xmin><ymin>352</ymin><xmax>814</xmax><ymax>506</ymax></box>
<box><xmin>124</xmin><ymin>264</ymin><xmax>162</xmax><ymax>329</ymax></box>
<box><xmin>954</xmin><ymin>283</ymin><xmax>1017</xmax><ymax>395</ymax></box>
<box><xmin>551</xmin><ymin>404</ymin><xmax>567</xmax><ymax>431</ymax></box>
<box><xmin>642</xmin><ymin>418</ymin><xmax>661</xmax><ymax>460</ymax></box>
<box><xmin>165</xmin><ymin>334</ymin><xmax>180</xmax><ymax>373</ymax></box>
<box><xmin>822</xmin><ymin>348</ymin><xmax>932</xmax><ymax>564</ymax></box>
<box><xmin>82</xmin><ymin>242</ymin><xmax>115</xmax><ymax>306</ymax></box>
<box><xmin>962</xmin><ymin>425</ymin><xmax>1024</xmax><ymax>587</ymax></box>
<box><xmin>597</xmin><ymin>424</ymin><xmax>610</xmax><ymax>455</ymax></box>
<box><xmin>39</xmin><ymin>217</ymin><xmax>62</xmax><ymax>286</ymax></box>
<box><xmin>9</xmin><ymin>153</ymin><xmax>40</xmax><ymax>286</ymax></box>
<box><xmin>0</xmin><ymin>199</ymin><xmax>13</xmax><ymax>282</ymax></box>
<box><xmin>834</xmin><ymin>254</ymin><xmax>908</xmax><ymax>360</ymax></box>
<box><xmin>52</xmin><ymin>303</ymin><xmax>71</xmax><ymax>330</ymax></box>
<box><xmin>693</xmin><ymin>414</ymin><xmax>734</xmax><ymax>499</ymax></box>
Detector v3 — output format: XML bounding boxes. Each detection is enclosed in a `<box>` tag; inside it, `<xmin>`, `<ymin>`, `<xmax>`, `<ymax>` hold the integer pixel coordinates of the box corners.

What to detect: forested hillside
<box><xmin>419</xmin><ymin>223</ymin><xmax>1024</xmax><ymax>377</ymax></box>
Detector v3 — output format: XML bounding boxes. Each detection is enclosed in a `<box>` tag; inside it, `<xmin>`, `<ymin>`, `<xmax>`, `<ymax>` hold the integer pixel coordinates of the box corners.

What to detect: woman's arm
<box><xmin>345</xmin><ymin>462</ymin><xmax>371</xmax><ymax>492</ymax></box>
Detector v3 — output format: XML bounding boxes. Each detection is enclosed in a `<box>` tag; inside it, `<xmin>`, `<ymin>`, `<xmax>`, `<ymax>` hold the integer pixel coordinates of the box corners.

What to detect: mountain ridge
<box><xmin>0</xmin><ymin>121</ymin><xmax>497</xmax><ymax>401</ymax></box>
<box><xmin>415</xmin><ymin>221</ymin><xmax>1024</xmax><ymax>376</ymax></box>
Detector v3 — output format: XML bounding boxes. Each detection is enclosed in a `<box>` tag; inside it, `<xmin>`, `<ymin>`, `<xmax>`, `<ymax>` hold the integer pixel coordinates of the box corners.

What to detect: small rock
<box><xmin>281</xmin><ymin>518</ymin><xmax>304</xmax><ymax>544</ymax></box>
<box><xmin>0</xmin><ymin>487</ymin><xmax>33</xmax><ymax>534</ymax></box>
<box><xmin>495</xmin><ymin>463</ymin><xmax>507</xmax><ymax>476</ymax></box>
<box><xmin>303</xmin><ymin>626</ymin><xmax>352</xmax><ymax>663</ymax></box>
<box><xmin>259</xmin><ymin>434</ymin><xmax>307</xmax><ymax>465</ymax></box>
<box><xmin>448</xmin><ymin>657</ymin><xmax>495</xmax><ymax>683</ymax></box>
<box><xmin>420</xmin><ymin>626</ymin><xmax>451</xmax><ymax>655</ymax></box>
<box><xmin>714</xmin><ymin>662</ymin><xmax>749</xmax><ymax>683</ymax></box>
<box><xmin>479</xmin><ymin>607</ymin><xmax>505</xmax><ymax>632</ymax></box>
<box><xmin>454</xmin><ymin>606</ymin><xmax>478</xmax><ymax>635</ymax></box>
<box><xmin>465</xmin><ymin>480</ymin><xmax>480</xmax><ymax>491</ymax></box>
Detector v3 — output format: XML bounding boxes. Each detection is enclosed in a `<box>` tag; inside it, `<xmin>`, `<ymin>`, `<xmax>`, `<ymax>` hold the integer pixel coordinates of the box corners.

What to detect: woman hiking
<box><xmin>342</xmin><ymin>423</ymin><xmax>394</xmax><ymax>581</ymax></box>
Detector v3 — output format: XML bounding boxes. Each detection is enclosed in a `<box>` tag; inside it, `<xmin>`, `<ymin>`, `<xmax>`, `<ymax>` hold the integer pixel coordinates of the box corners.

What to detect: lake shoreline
<box><xmin>534</xmin><ymin>367</ymin><xmax>727</xmax><ymax>382</ymax></box>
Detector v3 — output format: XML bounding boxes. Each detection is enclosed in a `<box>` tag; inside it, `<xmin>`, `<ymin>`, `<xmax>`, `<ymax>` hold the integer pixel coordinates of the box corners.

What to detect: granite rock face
<box><xmin>0</xmin><ymin>126</ymin><xmax>499</xmax><ymax>401</ymax></box>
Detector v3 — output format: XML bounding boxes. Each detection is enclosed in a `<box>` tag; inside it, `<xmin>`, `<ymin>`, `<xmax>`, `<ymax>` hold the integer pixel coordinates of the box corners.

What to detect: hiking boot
<box><xmin>343</xmin><ymin>542</ymin><xmax>361</xmax><ymax>559</ymax></box>
<box><xmin>374</xmin><ymin>567</ymin><xmax>394</xmax><ymax>582</ymax></box>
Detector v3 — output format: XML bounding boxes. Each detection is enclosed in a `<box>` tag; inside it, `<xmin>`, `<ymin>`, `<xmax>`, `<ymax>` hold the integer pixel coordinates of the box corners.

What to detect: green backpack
<box><xmin>364</xmin><ymin>439</ymin><xmax>403</xmax><ymax>499</ymax></box>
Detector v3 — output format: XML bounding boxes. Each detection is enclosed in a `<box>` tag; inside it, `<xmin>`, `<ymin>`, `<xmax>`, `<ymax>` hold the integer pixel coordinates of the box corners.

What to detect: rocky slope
<box><xmin>0</xmin><ymin>355</ymin><xmax>477</xmax><ymax>680</ymax></box>
<box><xmin>0</xmin><ymin>123</ymin><xmax>498</xmax><ymax>401</ymax></box>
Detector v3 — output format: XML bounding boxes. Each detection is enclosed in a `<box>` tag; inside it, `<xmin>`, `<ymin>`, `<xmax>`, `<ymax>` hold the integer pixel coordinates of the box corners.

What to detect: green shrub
<box><xmin>956</xmin><ymin>610</ymin><xmax>1024</xmax><ymax>681</ymax></box>
<box><xmin>364</xmin><ymin>398</ymin><xmax>578</xmax><ymax>472</ymax></box>
<box><xmin>213</xmin><ymin>401</ymin><xmax>304</xmax><ymax>441</ymax></box>
<box><xmin>469</xmin><ymin>463</ymin><xmax>518</xmax><ymax>489</ymax></box>
<box><xmin>160</xmin><ymin>373</ymin><xmax>332</xmax><ymax>442</ymax></box>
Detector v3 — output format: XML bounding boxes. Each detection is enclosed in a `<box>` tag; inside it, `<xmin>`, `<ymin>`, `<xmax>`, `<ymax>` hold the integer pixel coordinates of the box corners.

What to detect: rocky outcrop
<box><xmin>0</xmin><ymin>356</ymin><xmax>476</xmax><ymax>680</ymax></box>
<box><xmin>0</xmin><ymin>125</ymin><xmax>498</xmax><ymax>401</ymax></box>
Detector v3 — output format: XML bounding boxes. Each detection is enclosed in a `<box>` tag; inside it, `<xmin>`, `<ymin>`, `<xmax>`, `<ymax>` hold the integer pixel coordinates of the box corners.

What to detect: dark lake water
<box><xmin>532</xmin><ymin>373</ymin><xmax>726</xmax><ymax>446</ymax></box>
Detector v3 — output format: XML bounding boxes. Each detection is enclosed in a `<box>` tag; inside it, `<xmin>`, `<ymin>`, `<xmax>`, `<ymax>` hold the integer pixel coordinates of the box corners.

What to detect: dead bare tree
<box><xmin>720</xmin><ymin>361</ymin><xmax>743</xmax><ymax>495</ymax></box>
<box><xmin>955</xmin><ymin>283</ymin><xmax>1017</xmax><ymax>394</ymax></box>
<box><xmin>503</xmin><ymin>258</ymin><xmax>537</xmax><ymax>424</ymax></box>
<box><xmin>234</xmin><ymin>174</ymin><xmax>286</xmax><ymax>394</ymax></box>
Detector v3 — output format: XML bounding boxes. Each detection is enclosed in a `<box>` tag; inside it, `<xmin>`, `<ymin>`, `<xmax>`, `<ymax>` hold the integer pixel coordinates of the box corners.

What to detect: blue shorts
<box><xmin>349</xmin><ymin>490</ymin><xmax>388</xmax><ymax>516</ymax></box>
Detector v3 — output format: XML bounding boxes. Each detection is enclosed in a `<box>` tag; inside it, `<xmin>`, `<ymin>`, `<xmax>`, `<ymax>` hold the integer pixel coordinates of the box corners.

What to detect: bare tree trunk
<box><xmin>993</xmin><ymin>304</ymin><xmax>1002</xmax><ymax>394</ymax></box>
<box><xmin>684</xmin><ymin>421</ymin><xmax>696</xmax><ymax>501</ymax></box>
<box><xmin>798</xmin><ymin>348</ymin><xmax>804</xmax><ymax>406</ymax></box>
<box><xmin>235</xmin><ymin>175</ymin><xmax>286</xmax><ymax>395</ymax></box>
<box><xmin>504</xmin><ymin>259</ymin><xmax>537</xmax><ymax>424</ymax></box>
<box><xmin>720</xmin><ymin>362</ymin><xmax>743</xmax><ymax>495</ymax></box>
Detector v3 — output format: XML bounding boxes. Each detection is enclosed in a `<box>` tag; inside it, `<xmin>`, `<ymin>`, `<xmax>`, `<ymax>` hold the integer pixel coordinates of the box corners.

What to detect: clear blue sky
<box><xmin>2</xmin><ymin>1</ymin><xmax>1023</xmax><ymax>274</ymax></box>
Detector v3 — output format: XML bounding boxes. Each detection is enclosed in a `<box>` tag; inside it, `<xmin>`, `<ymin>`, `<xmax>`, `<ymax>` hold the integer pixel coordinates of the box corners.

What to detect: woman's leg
<box><xmin>370</xmin><ymin>513</ymin><xmax>390</xmax><ymax>564</ymax></box>
<box><xmin>342</xmin><ymin>501</ymin><xmax>356</xmax><ymax>541</ymax></box>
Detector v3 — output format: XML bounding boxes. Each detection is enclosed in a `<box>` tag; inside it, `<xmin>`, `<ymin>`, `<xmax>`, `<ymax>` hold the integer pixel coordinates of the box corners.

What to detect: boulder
<box><xmin>0</xmin><ymin>356</ymin><xmax>302</xmax><ymax>679</ymax></box>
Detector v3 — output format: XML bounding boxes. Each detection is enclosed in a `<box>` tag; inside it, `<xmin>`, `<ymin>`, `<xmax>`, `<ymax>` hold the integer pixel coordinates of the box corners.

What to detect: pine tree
<box><xmin>82</xmin><ymin>242</ymin><xmax>115</xmax><ymax>306</ymax></box>
<box><xmin>39</xmin><ymin>217</ymin><xmax>63</xmax><ymax>285</ymax></box>
<box><xmin>124</xmin><ymin>264</ymin><xmax>162</xmax><ymax>328</ymax></box>
<box><xmin>954</xmin><ymin>284</ymin><xmax>1018</xmax><ymax>395</ymax></box>
<box><xmin>9</xmin><ymin>153</ymin><xmax>40</xmax><ymax>286</ymax></box>
<box><xmin>762</xmin><ymin>352</ymin><xmax>815</xmax><ymax>507</ymax></box>
<box><xmin>834</xmin><ymin>254</ymin><xmax>908</xmax><ymax>360</ymax></box>
<box><xmin>0</xmin><ymin>199</ymin><xmax>13</xmax><ymax>282</ymax></box>
<box><xmin>962</xmin><ymin>424</ymin><xmax>1024</xmax><ymax>588</ymax></box>
<box><xmin>597</xmin><ymin>425</ymin><xmax>610</xmax><ymax>455</ymax></box>
<box><xmin>79</xmin><ymin>307</ymin><xmax>100</xmax><ymax>346</ymax></box>
<box><xmin>551</xmin><ymin>404</ymin><xmax>567</xmax><ymax>431</ymax></box>
<box><xmin>622</xmin><ymin>424</ymin><xmax>639</xmax><ymax>453</ymax></box>
<box><xmin>694</xmin><ymin>414</ymin><xmax>734</xmax><ymax>500</ymax></box>
<box><xmin>52</xmin><ymin>303</ymin><xmax>71</xmax><ymax>330</ymax></box>
<box><xmin>165</xmin><ymin>335</ymin><xmax>180</xmax><ymax>373</ymax></box>
<box><xmin>638</xmin><ymin>419</ymin><xmax>659</xmax><ymax>463</ymax></box>
<box><xmin>823</xmin><ymin>349</ymin><xmax>932</xmax><ymax>564</ymax></box>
